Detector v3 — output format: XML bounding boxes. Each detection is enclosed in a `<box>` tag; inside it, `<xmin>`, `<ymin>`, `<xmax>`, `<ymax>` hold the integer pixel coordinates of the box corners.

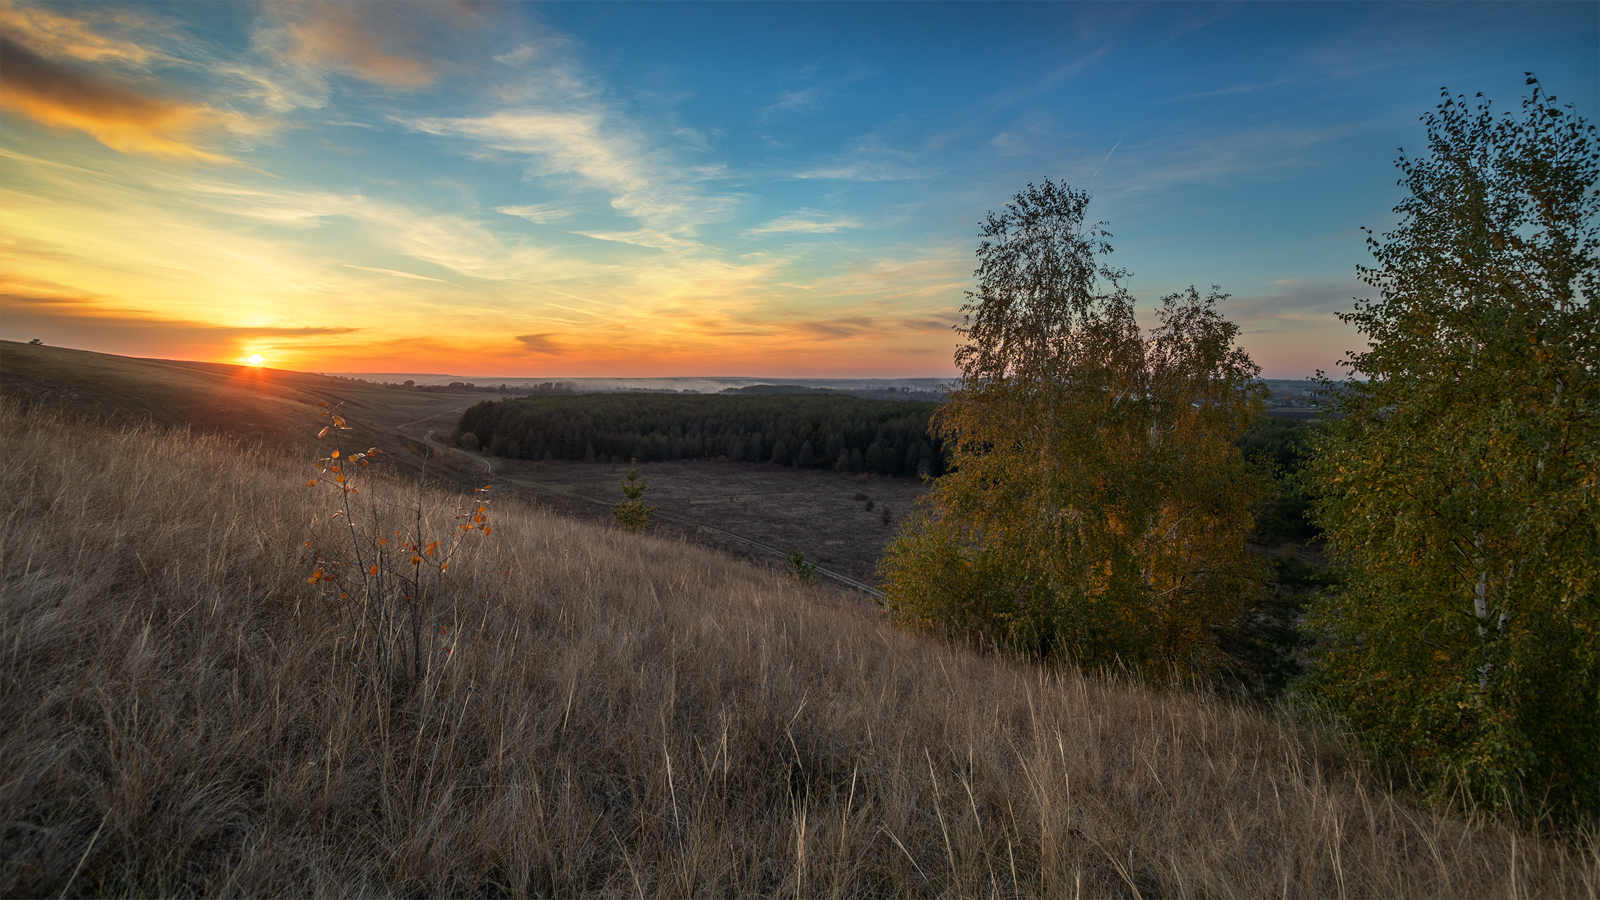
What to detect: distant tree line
<box><xmin>451</xmin><ymin>394</ymin><xmax>948</xmax><ymax>476</ymax></box>
<box><xmin>719</xmin><ymin>384</ymin><xmax>945</xmax><ymax>402</ymax></box>
<box><xmin>380</xmin><ymin>380</ymin><xmax>575</xmax><ymax>395</ymax></box>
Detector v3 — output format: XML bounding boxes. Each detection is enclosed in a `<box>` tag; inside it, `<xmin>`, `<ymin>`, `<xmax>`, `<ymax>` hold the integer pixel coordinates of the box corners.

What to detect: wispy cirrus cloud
<box><xmin>1230</xmin><ymin>277</ymin><xmax>1369</xmax><ymax>333</ymax></box>
<box><xmin>760</xmin><ymin>62</ymin><xmax>875</xmax><ymax>119</ymax></box>
<box><xmin>275</xmin><ymin>4</ymin><xmax>437</xmax><ymax>89</ymax></box>
<box><xmin>774</xmin><ymin>313</ymin><xmax>956</xmax><ymax>343</ymax></box>
<box><xmin>228</xmin><ymin>1</ymin><xmax>487</xmax><ymax>114</ymax></box>
<box><xmin>342</xmin><ymin>264</ymin><xmax>449</xmax><ymax>283</ymax></box>
<box><xmin>789</xmin><ymin>120</ymin><xmax>934</xmax><ymax>182</ymax></box>
<box><xmin>766</xmin><ymin>86</ymin><xmax>825</xmax><ymax>116</ymax></box>
<box><xmin>408</xmin><ymin>110</ymin><xmax>736</xmax><ymax>241</ymax></box>
<box><xmin>0</xmin><ymin>1</ymin><xmax>165</xmax><ymax>66</ymax></box>
<box><xmin>980</xmin><ymin>46</ymin><xmax>1109</xmax><ymax>110</ymax></box>
<box><xmin>742</xmin><ymin>210</ymin><xmax>862</xmax><ymax>237</ymax></box>
<box><xmin>0</xmin><ymin>33</ymin><xmax>240</xmax><ymax>163</ymax></box>
<box><xmin>1097</xmin><ymin>125</ymin><xmax>1350</xmax><ymax>200</ymax></box>
<box><xmin>403</xmin><ymin>31</ymin><xmax>741</xmax><ymax>249</ymax></box>
<box><xmin>495</xmin><ymin>203</ymin><xmax>575</xmax><ymax>224</ymax></box>
<box><xmin>248</xmin><ymin>2</ymin><xmax>458</xmax><ymax>88</ymax></box>
<box><xmin>514</xmin><ymin>333</ymin><xmax>565</xmax><ymax>355</ymax></box>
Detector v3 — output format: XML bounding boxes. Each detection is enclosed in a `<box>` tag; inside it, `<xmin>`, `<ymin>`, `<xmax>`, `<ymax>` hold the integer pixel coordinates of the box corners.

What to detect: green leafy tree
<box><xmin>881</xmin><ymin>180</ymin><xmax>1270</xmax><ymax>677</ymax></box>
<box><xmin>1304</xmin><ymin>80</ymin><xmax>1599</xmax><ymax>824</ymax></box>
<box><xmin>612</xmin><ymin>458</ymin><xmax>656</xmax><ymax>532</ymax></box>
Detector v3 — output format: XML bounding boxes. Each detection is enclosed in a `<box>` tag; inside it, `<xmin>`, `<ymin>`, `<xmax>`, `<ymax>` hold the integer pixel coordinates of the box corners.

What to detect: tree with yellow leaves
<box><xmin>881</xmin><ymin>181</ymin><xmax>1269</xmax><ymax>677</ymax></box>
<box><xmin>1305</xmin><ymin>80</ymin><xmax>1599</xmax><ymax>825</ymax></box>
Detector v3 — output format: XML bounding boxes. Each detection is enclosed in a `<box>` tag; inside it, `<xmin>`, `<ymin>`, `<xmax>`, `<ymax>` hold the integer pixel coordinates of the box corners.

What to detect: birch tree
<box><xmin>880</xmin><ymin>181</ymin><xmax>1270</xmax><ymax>676</ymax></box>
<box><xmin>1305</xmin><ymin>80</ymin><xmax>1599</xmax><ymax>823</ymax></box>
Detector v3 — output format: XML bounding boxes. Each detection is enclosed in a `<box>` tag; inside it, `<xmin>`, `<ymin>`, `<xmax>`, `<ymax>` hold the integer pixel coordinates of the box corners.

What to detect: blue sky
<box><xmin>1</xmin><ymin>1</ymin><xmax>1594</xmax><ymax>377</ymax></box>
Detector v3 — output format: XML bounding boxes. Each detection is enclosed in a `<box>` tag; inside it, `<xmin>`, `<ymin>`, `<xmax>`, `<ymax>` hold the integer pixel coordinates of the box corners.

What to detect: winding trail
<box><xmin>423</xmin><ymin>429</ymin><xmax>492</xmax><ymax>476</ymax></box>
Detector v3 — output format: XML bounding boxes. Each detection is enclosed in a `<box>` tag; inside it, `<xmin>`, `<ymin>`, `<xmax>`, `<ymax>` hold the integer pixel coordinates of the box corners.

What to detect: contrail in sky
<box><xmin>1090</xmin><ymin>125</ymin><xmax>1132</xmax><ymax>182</ymax></box>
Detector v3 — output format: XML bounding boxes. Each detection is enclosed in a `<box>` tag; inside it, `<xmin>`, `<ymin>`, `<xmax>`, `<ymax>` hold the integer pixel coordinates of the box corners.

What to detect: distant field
<box><xmin>488</xmin><ymin>456</ymin><xmax>929</xmax><ymax>590</ymax></box>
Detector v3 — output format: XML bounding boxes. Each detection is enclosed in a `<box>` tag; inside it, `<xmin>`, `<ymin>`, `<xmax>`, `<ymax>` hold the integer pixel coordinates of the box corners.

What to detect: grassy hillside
<box><xmin>2</xmin><ymin>401</ymin><xmax>1593</xmax><ymax>897</ymax></box>
<box><xmin>0</xmin><ymin>340</ymin><xmax>481</xmax><ymax>482</ymax></box>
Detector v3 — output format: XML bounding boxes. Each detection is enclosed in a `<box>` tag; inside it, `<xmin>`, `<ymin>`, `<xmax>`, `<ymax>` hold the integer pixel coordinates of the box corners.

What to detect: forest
<box><xmin>451</xmin><ymin>393</ymin><xmax>948</xmax><ymax>476</ymax></box>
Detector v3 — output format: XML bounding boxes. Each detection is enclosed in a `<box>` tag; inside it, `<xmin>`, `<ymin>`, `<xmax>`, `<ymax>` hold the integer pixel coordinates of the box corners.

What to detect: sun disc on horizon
<box><xmin>246</xmin><ymin>354</ymin><xmax>266</xmax><ymax>366</ymax></box>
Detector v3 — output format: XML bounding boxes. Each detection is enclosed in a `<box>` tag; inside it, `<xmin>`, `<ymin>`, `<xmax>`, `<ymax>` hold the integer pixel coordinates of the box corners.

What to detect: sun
<box><xmin>246</xmin><ymin>354</ymin><xmax>266</xmax><ymax>366</ymax></box>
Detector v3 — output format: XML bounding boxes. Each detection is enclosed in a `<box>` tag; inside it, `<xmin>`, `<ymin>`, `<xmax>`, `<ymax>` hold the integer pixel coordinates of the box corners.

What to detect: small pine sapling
<box><xmin>612</xmin><ymin>458</ymin><xmax>656</xmax><ymax>532</ymax></box>
<box><xmin>787</xmin><ymin>550</ymin><xmax>816</xmax><ymax>583</ymax></box>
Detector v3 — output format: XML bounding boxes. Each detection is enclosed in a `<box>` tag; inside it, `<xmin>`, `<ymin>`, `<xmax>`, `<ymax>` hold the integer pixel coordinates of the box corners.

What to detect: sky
<box><xmin>0</xmin><ymin>1</ymin><xmax>1594</xmax><ymax>379</ymax></box>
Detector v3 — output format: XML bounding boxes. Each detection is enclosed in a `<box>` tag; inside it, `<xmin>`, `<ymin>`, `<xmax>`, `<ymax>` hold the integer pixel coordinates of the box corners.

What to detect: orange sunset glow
<box><xmin>1</xmin><ymin>1</ymin><xmax>1593</xmax><ymax>377</ymax></box>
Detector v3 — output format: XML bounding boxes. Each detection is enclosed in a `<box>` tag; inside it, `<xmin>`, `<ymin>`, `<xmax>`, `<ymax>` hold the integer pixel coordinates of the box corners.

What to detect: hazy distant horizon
<box><xmin>324</xmin><ymin>373</ymin><xmax>958</xmax><ymax>393</ymax></box>
<box><xmin>322</xmin><ymin>372</ymin><xmax>1323</xmax><ymax>392</ymax></box>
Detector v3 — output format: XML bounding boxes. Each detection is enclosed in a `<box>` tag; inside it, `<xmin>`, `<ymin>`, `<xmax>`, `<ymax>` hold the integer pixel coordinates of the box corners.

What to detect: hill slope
<box><xmin>1</xmin><ymin>402</ymin><xmax>1591</xmax><ymax>897</ymax></box>
<box><xmin>0</xmin><ymin>340</ymin><xmax>482</xmax><ymax>481</ymax></box>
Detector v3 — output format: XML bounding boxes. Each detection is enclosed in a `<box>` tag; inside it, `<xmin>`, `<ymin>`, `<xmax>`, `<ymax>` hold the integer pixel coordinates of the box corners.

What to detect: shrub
<box><xmin>303</xmin><ymin>401</ymin><xmax>495</xmax><ymax>687</ymax></box>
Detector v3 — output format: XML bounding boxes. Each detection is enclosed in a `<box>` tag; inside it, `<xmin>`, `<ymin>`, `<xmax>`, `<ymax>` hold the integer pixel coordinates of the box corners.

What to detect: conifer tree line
<box><xmin>451</xmin><ymin>394</ymin><xmax>947</xmax><ymax>476</ymax></box>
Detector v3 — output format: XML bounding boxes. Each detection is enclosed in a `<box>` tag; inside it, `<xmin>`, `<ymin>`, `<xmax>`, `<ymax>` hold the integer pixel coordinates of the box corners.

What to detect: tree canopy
<box><xmin>1305</xmin><ymin>80</ymin><xmax>1599</xmax><ymax>825</ymax></box>
<box><xmin>881</xmin><ymin>181</ymin><xmax>1269</xmax><ymax>676</ymax></box>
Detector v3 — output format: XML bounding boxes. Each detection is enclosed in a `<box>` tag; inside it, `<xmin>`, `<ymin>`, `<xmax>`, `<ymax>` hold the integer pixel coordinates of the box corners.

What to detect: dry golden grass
<box><xmin>2</xmin><ymin>402</ymin><xmax>1595</xmax><ymax>898</ymax></box>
